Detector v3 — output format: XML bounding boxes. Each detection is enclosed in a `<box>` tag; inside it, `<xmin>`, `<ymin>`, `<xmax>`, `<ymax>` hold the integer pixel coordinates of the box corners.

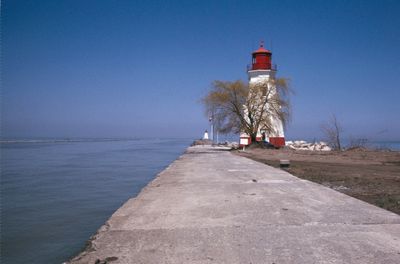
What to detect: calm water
<box><xmin>369</xmin><ymin>141</ymin><xmax>400</xmax><ymax>151</ymax></box>
<box><xmin>1</xmin><ymin>138</ymin><xmax>191</xmax><ymax>264</ymax></box>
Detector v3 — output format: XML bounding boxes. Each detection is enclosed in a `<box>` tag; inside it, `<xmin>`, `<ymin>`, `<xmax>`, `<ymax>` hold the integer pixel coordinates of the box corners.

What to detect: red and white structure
<box><xmin>240</xmin><ymin>42</ymin><xmax>285</xmax><ymax>147</ymax></box>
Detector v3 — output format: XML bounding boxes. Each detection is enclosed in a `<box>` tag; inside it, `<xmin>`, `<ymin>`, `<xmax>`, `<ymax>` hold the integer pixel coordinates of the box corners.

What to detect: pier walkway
<box><xmin>70</xmin><ymin>146</ymin><xmax>400</xmax><ymax>264</ymax></box>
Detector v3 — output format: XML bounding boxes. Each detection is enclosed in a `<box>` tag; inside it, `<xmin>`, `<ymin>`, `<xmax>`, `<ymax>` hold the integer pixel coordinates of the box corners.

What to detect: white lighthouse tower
<box><xmin>240</xmin><ymin>42</ymin><xmax>285</xmax><ymax>147</ymax></box>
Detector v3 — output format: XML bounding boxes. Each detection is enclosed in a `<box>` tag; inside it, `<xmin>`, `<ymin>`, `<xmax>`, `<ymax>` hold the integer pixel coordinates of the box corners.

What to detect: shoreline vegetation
<box><xmin>233</xmin><ymin>146</ymin><xmax>400</xmax><ymax>215</ymax></box>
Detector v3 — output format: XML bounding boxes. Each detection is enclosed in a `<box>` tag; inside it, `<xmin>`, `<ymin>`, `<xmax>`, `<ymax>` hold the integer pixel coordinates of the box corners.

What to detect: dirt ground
<box><xmin>234</xmin><ymin>147</ymin><xmax>400</xmax><ymax>215</ymax></box>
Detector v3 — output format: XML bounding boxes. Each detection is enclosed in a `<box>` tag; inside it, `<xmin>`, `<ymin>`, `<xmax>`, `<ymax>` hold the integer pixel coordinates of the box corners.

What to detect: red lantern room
<box><xmin>251</xmin><ymin>41</ymin><xmax>272</xmax><ymax>70</ymax></box>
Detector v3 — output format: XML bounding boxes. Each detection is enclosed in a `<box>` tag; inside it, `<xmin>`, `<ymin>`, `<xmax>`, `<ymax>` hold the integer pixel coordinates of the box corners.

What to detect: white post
<box><xmin>209</xmin><ymin>115</ymin><xmax>214</xmax><ymax>143</ymax></box>
<box><xmin>210</xmin><ymin>123</ymin><xmax>214</xmax><ymax>142</ymax></box>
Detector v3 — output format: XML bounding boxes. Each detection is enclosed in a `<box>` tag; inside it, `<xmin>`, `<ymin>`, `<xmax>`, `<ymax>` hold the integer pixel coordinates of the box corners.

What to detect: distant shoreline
<box><xmin>2</xmin><ymin>137</ymin><xmax>400</xmax><ymax>150</ymax></box>
<box><xmin>0</xmin><ymin>137</ymin><xmax>193</xmax><ymax>144</ymax></box>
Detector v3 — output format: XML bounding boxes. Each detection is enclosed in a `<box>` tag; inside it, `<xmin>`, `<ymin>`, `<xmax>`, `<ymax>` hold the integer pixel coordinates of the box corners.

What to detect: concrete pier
<box><xmin>69</xmin><ymin>146</ymin><xmax>400</xmax><ymax>264</ymax></box>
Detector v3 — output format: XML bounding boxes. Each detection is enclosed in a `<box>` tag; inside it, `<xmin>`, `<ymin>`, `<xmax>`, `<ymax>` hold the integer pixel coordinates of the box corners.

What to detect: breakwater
<box><xmin>69</xmin><ymin>145</ymin><xmax>400</xmax><ymax>264</ymax></box>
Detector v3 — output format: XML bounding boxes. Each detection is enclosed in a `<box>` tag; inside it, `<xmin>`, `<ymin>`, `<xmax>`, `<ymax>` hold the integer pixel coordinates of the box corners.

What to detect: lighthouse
<box><xmin>240</xmin><ymin>42</ymin><xmax>285</xmax><ymax>147</ymax></box>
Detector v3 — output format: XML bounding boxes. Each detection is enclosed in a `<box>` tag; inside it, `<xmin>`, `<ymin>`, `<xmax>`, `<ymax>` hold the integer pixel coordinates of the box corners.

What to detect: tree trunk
<box><xmin>250</xmin><ymin>133</ymin><xmax>257</xmax><ymax>144</ymax></box>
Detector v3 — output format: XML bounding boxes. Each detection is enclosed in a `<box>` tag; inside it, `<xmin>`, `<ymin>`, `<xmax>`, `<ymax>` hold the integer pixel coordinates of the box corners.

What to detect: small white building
<box><xmin>203</xmin><ymin>130</ymin><xmax>209</xmax><ymax>140</ymax></box>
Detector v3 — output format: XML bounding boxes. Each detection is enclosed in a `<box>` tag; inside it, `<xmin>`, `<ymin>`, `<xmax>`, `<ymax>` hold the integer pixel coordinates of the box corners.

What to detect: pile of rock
<box><xmin>285</xmin><ymin>140</ymin><xmax>332</xmax><ymax>151</ymax></box>
<box><xmin>192</xmin><ymin>140</ymin><xmax>240</xmax><ymax>149</ymax></box>
<box><xmin>219</xmin><ymin>141</ymin><xmax>240</xmax><ymax>149</ymax></box>
<box><xmin>192</xmin><ymin>139</ymin><xmax>213</xmax><ymax>146</ymax></box>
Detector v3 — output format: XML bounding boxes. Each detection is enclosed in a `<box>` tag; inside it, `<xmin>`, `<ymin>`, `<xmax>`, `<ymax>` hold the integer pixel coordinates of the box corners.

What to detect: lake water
<box><xmin>1</xmin><ymin>138</ymin><xmax>192</xmax><ymax>264</ymax></box>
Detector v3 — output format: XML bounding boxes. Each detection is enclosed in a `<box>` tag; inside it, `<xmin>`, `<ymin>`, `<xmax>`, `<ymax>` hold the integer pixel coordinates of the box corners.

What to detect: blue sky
<box><xmin>2</xmin><ymin>0</ymin><xmax>400</xmax><ymax>140</ymax></box>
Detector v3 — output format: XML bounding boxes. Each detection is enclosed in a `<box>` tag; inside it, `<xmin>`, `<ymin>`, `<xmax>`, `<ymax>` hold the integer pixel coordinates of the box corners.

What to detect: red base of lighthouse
<box><xmin>269</xmin><ymin>137</ymin><xmax>285</xmax><ymax>148</ymax></box>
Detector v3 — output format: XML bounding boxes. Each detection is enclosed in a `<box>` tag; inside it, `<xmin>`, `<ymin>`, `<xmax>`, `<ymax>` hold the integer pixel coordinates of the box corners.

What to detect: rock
<box><xmin>321</xmin><ymin>145</ymin><xmax>332</xmax><ymax>151</ymax></box>
<box><xmin>286</xmin><ymin>140</ymin><xmax>332</xmax><ymax>151</ymax></box>
<box><xmin>228</xmin><ymin>142</ymin><xmax>239</xmax><ymax>149</ymax></box>
<box><xmin>332</xmin><ymin>185</ymin><xmax>349</xmax><ymax>191</ymax></box>
<box><xmin>214</xmin><ymin>141</ymin><xmax>240</xmax><ymax>150</ymax></box>
<box><xmin>192</xmin><ymin>139</ymin><xmax>213</xmax><ymax>146</ymax></box>
<box><xmin>288</xmin><ymin>145</ymin><xmax>297</xmax><ymax>150</ymax></box>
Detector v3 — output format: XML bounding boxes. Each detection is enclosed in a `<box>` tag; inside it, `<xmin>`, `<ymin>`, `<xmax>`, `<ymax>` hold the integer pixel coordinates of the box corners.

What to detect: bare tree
<box><xmin>201</xmin><ymin>79</ymin><xmax>291</xmax><ymax>142</ymax></box>
<box><xmin>321</xmin><ymin>114</ymin><xmax>342</xmax><ymax>150</ymax></box>
<box><xmin>348</xmin><ymin>136</ymin><xmax>368</xmax><ymax>149</ymax></box>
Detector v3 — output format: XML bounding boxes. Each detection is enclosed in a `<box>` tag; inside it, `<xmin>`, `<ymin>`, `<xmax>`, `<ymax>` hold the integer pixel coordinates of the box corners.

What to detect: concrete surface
<box><xmin>68</xmin><ymin>146</ymin><xmax>400</xmax><ymax>264</ymax></box>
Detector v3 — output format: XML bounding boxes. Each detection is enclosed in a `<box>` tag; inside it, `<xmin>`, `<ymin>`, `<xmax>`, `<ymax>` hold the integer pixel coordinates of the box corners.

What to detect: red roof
<box><xmin>253</xmin><ymin>42</ymin><xmax>271</xmax><ymax>54</ymax></box>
